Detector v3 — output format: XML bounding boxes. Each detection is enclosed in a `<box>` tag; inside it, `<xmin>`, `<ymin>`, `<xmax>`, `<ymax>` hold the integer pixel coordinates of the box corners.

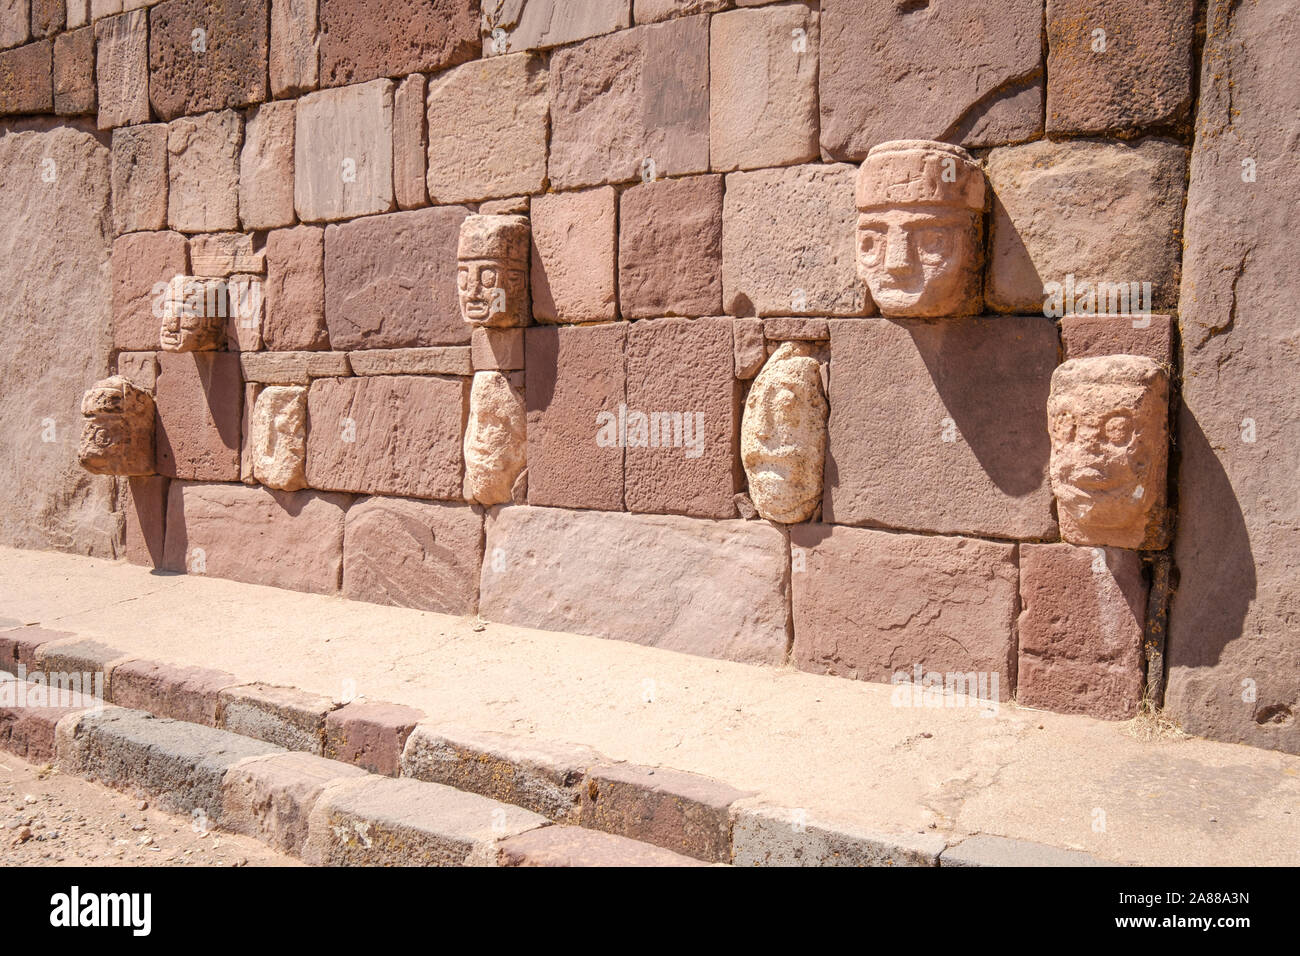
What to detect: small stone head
<box><xmin>1048</xmin><ymin>355</ymin><xmax>1170</xmax><ymax>549</ymax></box>
<box><xmin>855</xmin><ymin>140</ymin><xmax>985</xmax><ymax>318</ymax></box>
<box><xmin>78</xmin><ymin>375</ymin><xmax>155</xmax><ymax>476</ymax></box>
<box><xmin>159</xmin><ymin>274</ymin><xmax>224</xmax><ymax>352</ymax></box>
<box><xmin>464</xmin><ymin>370</ymin><xmax>527</xmax><ymax>506</ymax></box>
<box><xmin>457</xmin><ymin>215</ymin><xmax>530</xmax><ymax>328</ymax></box>
<box><xmin>741</xmin><ymin>342</ymin><xmax>828</xmax><ymax>524</ymax></box>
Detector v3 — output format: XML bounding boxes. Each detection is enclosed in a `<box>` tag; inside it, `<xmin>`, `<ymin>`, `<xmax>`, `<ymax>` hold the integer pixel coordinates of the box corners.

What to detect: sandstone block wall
<box><xmin>1</xmin><ymin>0</ymin><xmax>1293</xmax><ymax>753</ymax></box>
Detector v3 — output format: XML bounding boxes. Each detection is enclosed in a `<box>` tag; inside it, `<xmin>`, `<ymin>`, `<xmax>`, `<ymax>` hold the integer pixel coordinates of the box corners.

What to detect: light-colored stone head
<box><xmin>741</xmin><ymin>342</ymin><xmax>828</xmax><ymax>524</ymax></box>
<box><xmin>78</xmin><ymin>375</ymin><xmax>155</xmax><ymax>476</ymax></box>
<box><xmin>855</xmin><ymin>140</ymin><xmax>985</xmax><ymax>318</ymax></box>
<box><xmin>464</xmin><ymin>370</ymin><xmax>527</xmax><ymax>506</ymax></box>
<box><xmin>251</xmin><ymin>386</ymin><xmax>308</xmax><ymax>491</ymax></box>
<box><xmin>1048</xmin><ymin>354</ymin><xmax>1169</xmax><ymax>549</ymax></box>
<box><xmin>159</xmin><ymin>274</ymin><xmax>224</xmax><ymax>352</ymax></box>
<box><xmin>457</xmin><ymin>215</ymin><xmax>530</xmax><ymax>328</ymax></box>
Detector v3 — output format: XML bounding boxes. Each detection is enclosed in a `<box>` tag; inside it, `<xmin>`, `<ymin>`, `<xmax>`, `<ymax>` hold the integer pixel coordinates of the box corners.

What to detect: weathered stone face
<box><xmin>741</xmin><ymin>342</ymin><xmax>827</xmax><ymax>524</ymax></box>
<box><xmin>250</xmin><ymin>385</ymin><xmax>308</xmax><ymax>491</ymax></box>
<box><xmin>854</xmin><ymin>140</ymin><xmax>984</xmax><ymax>318</ymax></box>
<box><xmin>78</xmin><ymin>376</ymin><xmax>154</xmax><ymax>476</ymax></box>
<box><xmin>456</xmin><ymin>214</ymin><xmax>530</xmax><ymax>328</ymax></box>
<box><xmin>1048</xmin><ymin>355</ymin><xmax>1169</xmax><ymax>550</ymax></box>
<box><xmin>463</xmin><ymin>371</ymin><xmax>526</xmax><ymax>506</ymax></box>
<box><xmin>159</xmin><ymin>274</ymin><xmax>224</xmax><ymax>352</ymax></box>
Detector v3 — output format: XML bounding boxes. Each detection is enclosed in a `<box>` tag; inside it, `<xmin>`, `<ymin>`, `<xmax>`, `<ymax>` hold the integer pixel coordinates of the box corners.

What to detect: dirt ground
<box><xmin>0</xmin><ymin>751</ymin><xmax>298</xmax><ymax>867</ymax></box>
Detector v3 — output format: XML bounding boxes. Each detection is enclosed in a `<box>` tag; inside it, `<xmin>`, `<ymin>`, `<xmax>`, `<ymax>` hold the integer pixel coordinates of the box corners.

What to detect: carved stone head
<box><xmin>741</xmin><ymin>342</ymin><xmax>828</xmax><ymax>524</ymax></box>
<box><xmin>78</xmin><ymin>375</ymin><xmax>155</xmax><ymax>476</ymax></box>
<box><xmin>250</xmin><ymin>386</ymin><xmax>308</xmax><ymax>491</ymax></box>
<box><xmin>464</xmin><ymin>370</ymin><xmax>527</xmax><ymax>505</ymax></box>
<box><xmin>159</xmin><ymin>274</ymin><xmax>224</xmax><ymax>352</ymax></box>
<box><xmin>855</xmin><ymin>140</ymin><xmax>985</xmax><ymax>318</ymax></box>
<box><xmin>457</xmin><ymin>215</ymin><xmax>530</xmax><ymax>328</ymax></box>
<box><xmin>1048</xmin><ymin>355</ymin><xmax>1170</xmax><ymax>549</ymax></box>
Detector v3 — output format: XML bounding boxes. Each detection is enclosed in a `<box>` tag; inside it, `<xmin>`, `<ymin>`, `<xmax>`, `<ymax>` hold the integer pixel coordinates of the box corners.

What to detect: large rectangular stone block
<box><xmin>154</xmin><ymin>352</ymin><xmax>243</xmax><ymax>481</ymax></box>
<box><xmin>264</xmin><ymin>225</ymin><xmax>327</xmax><ymax>351</ymax></box>
<box><xmin>166</xmin><ymin>110</ymin><xmax>241</xmax><ymax>233</ymax></box>
<box><xmin>482</xmin><ymin>0</ymin><xmax>630</xmax><ymax>53</ymax></box>
<box><xmin>530</xmin><ymin>186</ymin><xmax>617</xmax><ymax>323</ymax></box>
<box><xmin>618</xmin><ymin>174</ymin><xmax>722</xmax><ymax>319</ymax></box>
<box><xmin>392</xmin><ymin>72</ymin><xmax>427</xmax><ymax>210</ymax></box>
<box><xmin>480</xmin><ymin>505</ymin><xmax>790</xmax><ymax>664</ymax></box>
<box><xmin>221</xmin><ymin>750</ymin><xmax>367</xmax><ymax>854</ymax></box>
<box><xmin>305</xmin><ymin>375</ymin><xmax>468</xmax><ymax>501</ymax></box>
<box><xmin>110</xmin><ymin>659</ymin><xmax>239</xmax><ymax>727</ymax></box>
<box><xmin>791</xmin><ymin>524</ymin><xmax>1018</xmax><ymax>699</ymax></box>
<box><xmin>218</xmin><ymin>682</ymin><xmax>339</xmax><ymax>754</ymax></box>
<box><xmin>323</xmin><ymin>700</ymin><xmax>422</xmax><ymax>777</ymax></box>
<box><xmin>0</xmin><ymin>38</ymin><xmax>52</xmax><ymax>115</ymax></box>
<box><xmin>824</xmin><ymin>317</ymin><xmax>1058</xmax><ymax>540</ymax></box>
<box><xmin>295</xmin><ymin>79</ymin><xmax>394</xmax><ymax>222</ymax></box>
<box><xmin>122</xmin><ymin>474</ymin><xmax>168</xmax><ymax>568</ymax></box>
<box><xmin>148</xmin><ymin>0</ymin><xmax>268</xmax><ymax>120</ymax></box>
<box><xmin>270</xmin><ymin>0</ymin><xmax>316</xmax><ymax>97</ymax></box>
<box><xmin>111</xmin><ymin>123</ymin><xmax>168</xmax><ymax>234</ymax></box>
<box><xmin>53</xmin><ymin>27</ymin><xmax>96</xmax><ymax>115</ymax></box>
<box><xmin>324</xmin><ymin>205</ymin><xmax>470</xmax><ymax>349</ymax></box>
<box><xmin>732</xmin><ymin>805</ymin><xmax>946</xmax><ymax>867</ymax></box>
<box><xmin>94</xmin><ymin>9</ymin><xmax>147</xmax><ymax>129</ymax></box>
<box><xmin>318</xmin><ymin>0</ymin><xmax>478</xmax><ymax>87</ymax></box>
<box><xmin>162</xmin><ymin>480</ymin><xmax>349</xmax><ymax>594</ymax></box>
<box><xmin>240</xmin><ymin>100</ymin><xmax>295</xmax><ymax>231</ymax></box>
<box><xmin>112</xmin><ymin>229</ymin><xmax>187</xmax><ymax>350</ymax></box>
<box><xmin>498</xmin><ymin>825</ymin><xmax>706</xmax><ymax>867</ymax></box>
<box><xmin>0</xmin><ymin>1</ymin><xmax>29</xmax><ymax>49</ymax></box>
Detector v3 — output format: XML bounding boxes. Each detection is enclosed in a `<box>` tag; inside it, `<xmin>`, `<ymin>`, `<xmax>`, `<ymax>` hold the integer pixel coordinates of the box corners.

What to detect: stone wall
<box><xmin>0</xmin><ymin>1</ymin><xmax>1291</xmax><ymax>752</ymax></box>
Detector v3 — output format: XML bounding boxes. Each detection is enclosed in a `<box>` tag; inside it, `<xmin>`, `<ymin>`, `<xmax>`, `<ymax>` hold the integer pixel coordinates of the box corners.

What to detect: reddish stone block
<box><xmin>323</xmin><ymin>700</ymin><xmax>424</xmax><ymax>777</ymax></box>
<box><xmin>1018</xmin><ymin>543</ymin><xmax>1147</xmax><ymax>720</ymax></box>
<box><xmin>111</xmin><ymin>123</ymin><xmax>168</xmax><ymax>234</ymax></box>
<box><xmin>113</xmin><ymin>350</ymin><xmax>157</xmax><ymax>391</ymax></box>
<box><xmin>0</xmin><ymin>39</ymin><xmax>52</xmax><ymax>115</ymax></box>
<box><xmin>392</xmin><ymin>72</ymin><xmax>427</xmax><ymax>210</ymax></box>
<box><xmin>0</xmin><ymin>2</ymin><xmax>27</xmax><ymax>49</ymax></box>
<box><xmin>53</xmin><ymin>26</ymin><xmax>94</xmax><ymax>115</ymax></box>
<box><xmin>525</xmin><ymin>324</ymin><xmax>626</xmax><ymax>511</ymax></box>
<box><xmin>764</xmin><ymin>316</ymin><xmax>828</xmax><ymax>342</ymax></box>
<box><xmin>264</xmin><ymin>225</ymin><xmax>327</xmax><ymax>351</ymax></box>
<box><xmin>239</xmin><ymin>100</ymin><xmax>295</xmax><ymax>231</ymax></box>
<box><xmin>147</xmin><ymin>0</ymin><xmax>268</xmax><ymax>121</ymax></box>
<box><xmin>110</xmin><ymin>659</ymin><xmax>239</xmax><ymax>726</ymax></box>
<box><xmin>823</xmin><ymin>317</ymin><xmax>1058</xmax><ymax>540</ymax></box>
<box><xmin>269</xmin><ymin>0</ymin><xmax>316</xmax><ymax>97</ymax></box>
<box><xmin>167</xmin><ymin>110</ymin><xmax>241</xmax><ymax>233</ymax></box>
<box><xmin>732</xmin><ymin>318</ymin><xmax>765</xmax><ymax>379</ymax></box>
<box><xmin>499</xmin><ymin>825</ymin><xmax>707</xmax><ymax>867</ymax></box>
<box><xmin>0</xmin><ymin>701</ymin><xmax>90</xmax><ymax>763</ymax></box>
<box><xmin>1060</xmin><ymin>313</ymin><xmax>1174</xmax><ymax>367</ymax></box>
<box><xmin>95</xmin><ymin>10</ymin><xmax>148</xmax><ymax>129</ymax></box>
<box><xmin>305</xmin><ymin>375</ymin><xmax>468</xmax><ymax>501</ymax></box>
<box><xmin>122</xmin><ymin>474</ymin><xmax>168</xmax><ymax>567</ymax></box>
<box><xmin>31</xmin><ymin>0</ymin><xmax>64</xmax><ymax>37</ymax></box>
<box><xmin>531</xmin><ymin>187</ymin><xmax>617</xmax><ymax>323</ymax></box>
<box><xmin>342</xmin><ymin>496</ymin><xmax>482</xmax><ymax>615</ymax></box>
<box><xmin>112</xmin><ymin>230</ymin><xmax>188</xmax><ymax>351</ymax></box>
<box><xmin>318</xmin><ymin>0</ymin><xmax>478</xmax><ymax>87</ymax></box>
<box><xmin>791</xmin><ymin>524</ymin><xmax>1019</xmax><ymax>699</ymax></box>
<box><xmin>618</xmin><ymin>174</ymin><xmax>722</xmax><ymax>319</ymax></box>
<box><xmin>154</xmin><ymin>352</ymin><xmax>244</xmax><ymax>481</ymax></box>
<box><xmin>471</xmin><ymin>326</ymin><xmax>524</xmax><ymax>371</ymax></box>
<box><xmin>324</xmin><ymin>205</ymin><xmax>471</xmax><ymax>349</ymax></box>
<box><xmin>0</xmin><ymin>627</ymin><xmax>75</xmax><ymax>676</ymax></box>
<box><xmin>624</xmin><ymin>318</ymin><xmax>739</xmax><ymax>518</ymax></box>
<box><xmin>162</xmin><ymin>481</ymin><xmax>350</xmax><ymax>594</ymax></box>
<box><xmin>295</xmin><ymin>79</ymin><xmax>394</xmax><ymax>221</ymax></box>
<box><xmin>34</xmin><ymin>637</ymin><xmax>132</xmax><ymax>695</ymax></box>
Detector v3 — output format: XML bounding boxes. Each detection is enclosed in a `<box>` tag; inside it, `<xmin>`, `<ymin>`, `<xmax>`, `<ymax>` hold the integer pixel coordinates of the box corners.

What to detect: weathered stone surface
<box><xmin>221</xmin><ymin>750</ymin><xmax>367</xmax><ymax>854</ymax></box>
<box><xmin>0</xmin><ymin>1</ymin><xmax>28</xmax><ymax>49</ymax></box>
<box><xmin>112</xmin><ymin>230</ymin><xmax>187</xmax><ymax>350</ymax></box>
<box><xmin>154</xmin><ymin>352</ymin><xmax>243</xmax><ymax>480</ymax></box>
<box><xmin>264</xmin><ymin>225</ymin><xmax>327</xmax><ymax>351</ymax></box>
<box><xmin>482</xmin><ymin>0</ymin><xmax>630</xmax><ymax>54</ymax></box>
<box><xmin>391</xmin><ymin>72</ymin><xmax>427</xmax><ymax>210</ymax></box>
<box><xmin>1048</xmin><ymin>356</ymin><xmax>1170</xmax><ymax>550</ymax></box>
<box><xmin>348</xmin><ymin>348</ymin><xmax>472</xmax><ymax>377</ymax></box>
<box><xmin>294</xmin><ymin>79</ymin><xmax>394</xmax><ymax>222</ymax></box>
<box><xmin>302</xmin><ymin>775</ymin><xmax>547</xmax><ymax>866</ymax></box>
<box><xmin>249</xmin><ymin>385</ymin><xmax>307</xmax><ymax>491</ymax></box>
<box><xmin>325</xmin><ymin>205</ymin><xmax>470</xmax><ymax>349</ymax></box>
<box><xmin>1061</xmin><ymin>313</ymin><xmax>1174</xmax><ymax>367</ymax></box>
<box><xmin>986</xmin><ymin>138</ymin><xmax>1189</xmax><ymax>314</ymax></box>
<box><xmin>342</xmin><ymin>496</ymin><xmax>482</xmax><ymax>615</ymax></box>
<box><xmin>0</xmin><ymin>627</ymin><xmax>74</xmax><ymax>676</ymax></box>
<box><xmin>188</xmin><ymin>233</ymin><xmax>263</xmax><ymax>276</ymax></box>
<box><xmin>824</xmin><ymin>318</ymin><xmax>1058</xmax><ymax>540</ymax></box>
<box><xmin>0</xmin><ymin>691</ymin><xmax>92</xmax><ymax>764</ymax></box>
<box><xmin>741</xmin><ymin>341</ymin><xmax>826</xmax><ymax>524</ymax></box>
<box><xmin>732</xmin><ymin>318</ymin><xmax>765</xmax><ymax>378</ymax></box>
<box><xmin>30</xmin><ymin>0</ymin><xmax>62</xmax><ymax>36</ymax></box>
<box><xmin>218</xmin><ymin>682</ymin><xmax>338</xmax><ymax>754</ymax></box>
<box><xmin>425</xmin><ymin>52</ymin><xmax>547</xmax><ymax>203</ymax></box>
<box><xmin>110</xmin><ymin>659</ymin><xmax>238</xmax><ymax>726</ymax></box>
<box><xmin>167</xmin><ymin>111</ymin><xmax>241</xmax><ymax>233</ymax></box>
<box><xmin>940</xmin><ymin>834</ymin><xmax>1104</xmax><ymax>867</ymax></box>
<box><xmin>318</xmin><ymin>0</ymin><xmax>477</xmax><ymax>87</ymax></box>
<box><xmin>634</xmin><ymin>0</ymin><xmax>725</xmax><ymax>24</ymax></box>
<box><xmin>481</xmin><ymin>505</ymin><xmax>789</xmax><ymax>663</ymax></box>
<box><xmin>471</xmin><ymin>326</ymin><xmax>524</xmax><ymax>370</ymax></box>
<box><xmin>122</xmin><ymin>474</ymin><xmax>167</xmax><ymax>567</ymax></box>
<box><xmin>723</xmin><ymin>163</ymin><xmax>869</xmax><ymax>317</ymax></box>
<box><xmin>1047</xmin><ymin>0</ymin><xmax>1195</xmax><ymax>134</ymax></box>
<box><xmin>1018</xmin><ymin>543</ymin><xmax>1147</xmax><ymax>720</ymax></box>
<box><xmin>240</xmin><ymin>350</ymin><xmax>348</xmax><ymax>384</ymax></box>
<box><xmin>791</xmin><ymin>524</ymin><xmax>1018</xmax><ymax>699</ymax></box>
<box><xmin>95</xmin><ymin>10</ymin><xmax>147</xmax><ymax>129</ymax></box>
<box><xmin>240</xmin><ymin>100</ymin><xmax>295</xmax><ymax>231</ymax></box>
<box><xmin>1166</xmin><ymin>0</ymin><xmax>1300</xmax><ymax>754</ymax></box>
<box><xmin>524</xmin><ymin>324</ymin><xmax>625</xmax><ymax>511</ymax></box>
<box><xmin>0</xmin><ymin>127</ymin><xmax>117</xmax><ymax>556</ymax></box>
<box><xmin>34</xmin><ymin>637</ymin><xmax>131</xmax><ymax>696</ymax></box>
<box><xmin>114</xmin><ymin>350</ymin><xmax>157</xmax><ymax>391</ymax></box>
<box><xmin>479</xmin><ymin>195</ymin><xmax>530</xmax><ymax>216</ymax></box>
<box><xmin>581</xmin><ymin>762</ymin><xmax>752</xmax><ymax>862</ymax></box>
<box><xmin>456</xmin><ymin>213</ymin><xmax>531</xmax><ymax>328</ymax></box>
<box><xmin>531</xmin><ymin>187</ymin><xmax>616</xmax><ymax>323</ymax></box>
<box><xmin>819</xmin><ymin>0</ymin><xmax>1042</xmax><ymax>160</ymax></box>
<box><xmin>148</xmin><ymin>0</ymin><xmax>268</xmax><ymax>120</ymax></box>
<box><xmin>162</xmin><ymin>481</ymin><xmax>348</xmax><ymax>593</ymax></box>
<box><xmin>239</xmin><ymin>381</ymin><xmax>259</xmax><ymax>484</ymax></box>
<box><xmin>464</xmin><ymin>371</ymin><xmax>527</xmax><ymax>507</ymax></box>
<box><xmin>323</xmin><ymin>700</ymin><xmax>422</xmax><ymax>777</ymax></box>
<box><xmin>305</xmin><ymin>375</ymin><xmax>468</xmax><ymax>501</ymax></box>
<box><xmin>624</xmin><ymin>318</ymin><xmax>739</xmax><ymax>518</ymax></box>
<box><xmin>550</xmin><ymin>15</ymin><xmax>708</xmax><ymax>188</ymax></box>
<box><xmin>763</xmin><ymin>317</ymin><xmax>829</xmax><ymax>342</ymax></box>
<box><xmin>111</xmin><ymin>123</ymin><xmax>167</xmax><ymax>234</ymax></box>
<box><xmin>732</xmin><ymin>805</ymin><xmax>947</xmax><ymax>867</ymax></box>
<box><xmin>157</xmin><ymin>274</ymin><xmax>226</xmax><ymax>352</ymax></box>
<box><xmin>78</xmin><ymin>376</ymin><xmax>155</xmax><ymax>476</ymax></box>
<box><xmin>270</xmin><ymin>0</ymin><xmax>317</xmax><ymax>97</ymax></box>
<box><xmin>618</xmin><ymin>174</ymin><xmax>722</xmax><ymax>319</ymax></box>
<box><xmin>0</xmin><ymin>38</ymin><xmax>52</xmax><ymax>115</ymax></box>
<box><xmin>710</xmin><ymin>4</ymin><xmax>817</xmax><ymax>171</ymax></box>
<box><xmin>500</xmin><ymin>825</ymin><xmax>706</xmax><ymax>866</ymax></box>
<box><xmin>53</xmin><ymin>27</ymin><xmax>95</xmax><ymax>114</ymax></box>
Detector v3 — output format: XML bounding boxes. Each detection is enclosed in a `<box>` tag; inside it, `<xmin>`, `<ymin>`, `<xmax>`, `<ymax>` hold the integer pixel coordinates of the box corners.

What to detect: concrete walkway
<box><xmin>2</xmin><ymin>546</ymin><xmax>1296</xmax><ymax>866</ymax></box>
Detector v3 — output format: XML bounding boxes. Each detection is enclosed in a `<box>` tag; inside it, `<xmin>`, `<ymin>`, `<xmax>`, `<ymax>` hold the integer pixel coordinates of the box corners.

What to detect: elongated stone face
<box><xmin>251</xmin><ymin>385</ymin><xmax>308</xmax><ymax>491</ymax></box>
<box><xmin>741</xmin><ymin>341</ymin><xmax>827</xmax><ymax>524</ymax></box>
<box><xmin>78</xmin><ymin>375</ymin><xmax>155</xmax><ymax>476</ymax></box>
<box><xmin>854</xmin><ymin>140</ymin><xmax>984</xmax><ymax>317</ymax></box>
<box><xmin>464</xmin><ymin>370</ymin><xmax>526</xmax><ymax>506</ymax></box>
<box><xmin>1048</xmin><ymin>355</ymin><xmax>1169</xmax><ymax>549</ymax></box>
<box><xmin>456</xmin><ymin>214</ymin><xmax>530</xmax><ymax>328</ymax></box>
<box><xmin>159</xmin><ymin>274</ymin><xmax>225</xmax><ymax>352</ymax></box>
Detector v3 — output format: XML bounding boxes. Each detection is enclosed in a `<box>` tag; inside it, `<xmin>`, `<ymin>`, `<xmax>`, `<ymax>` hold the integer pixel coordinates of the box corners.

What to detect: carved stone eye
<box><xmin>1102</xmin><ymin>412</ymin><xmax>1134</xmax><ymax>446</ymax></box>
